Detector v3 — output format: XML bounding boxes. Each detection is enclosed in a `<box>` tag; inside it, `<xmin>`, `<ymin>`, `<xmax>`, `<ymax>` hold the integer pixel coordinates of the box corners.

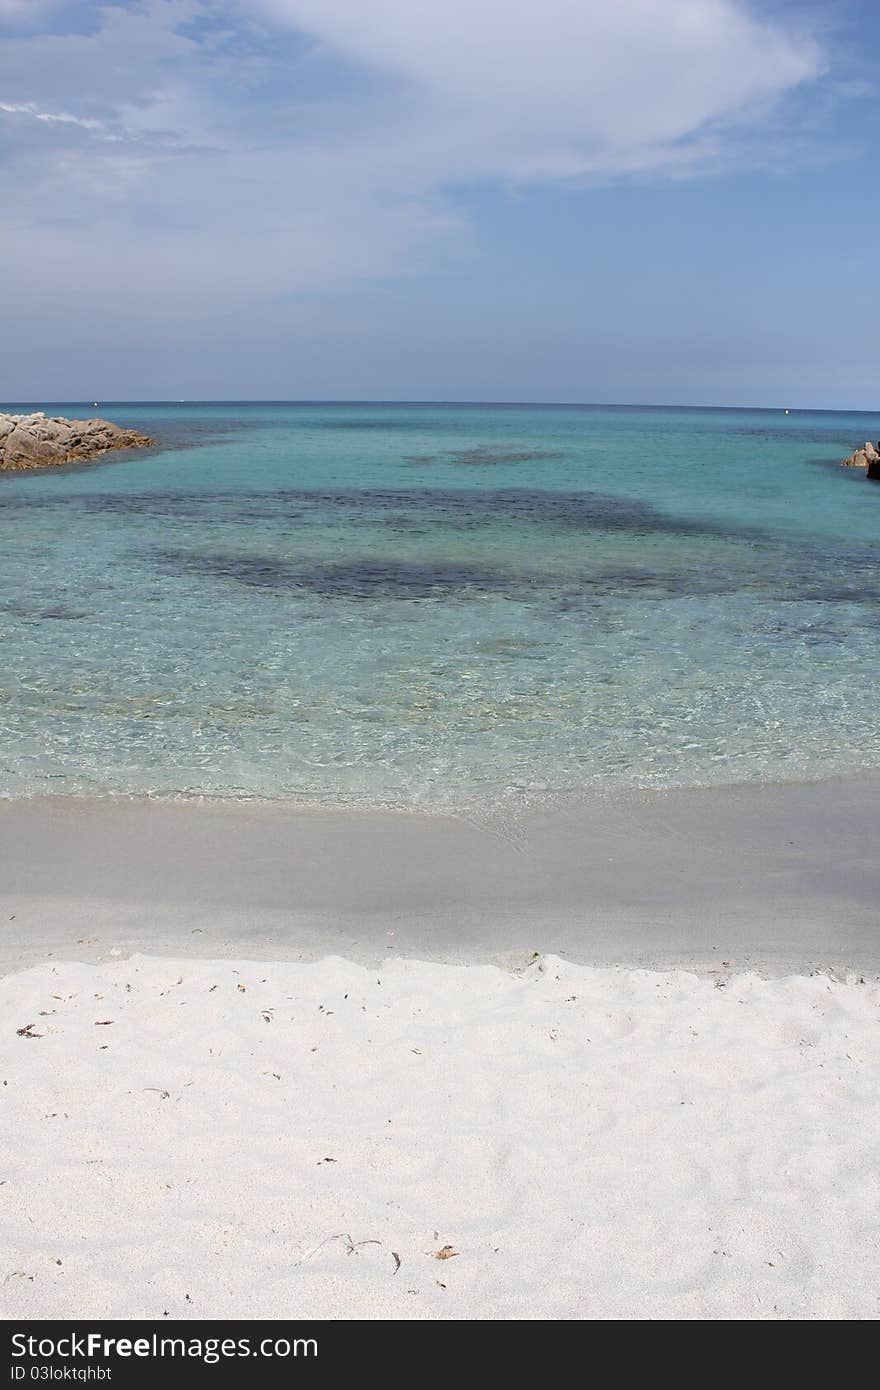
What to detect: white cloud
<box><xmin>257</xmin><ymin>0</ymin><xmax>824</xmax><ymax>182</ymax></box>
<box><xmin>0</xmin><ymin>0</ymin><xmax>833</xmax><ymax>380</ymax></box>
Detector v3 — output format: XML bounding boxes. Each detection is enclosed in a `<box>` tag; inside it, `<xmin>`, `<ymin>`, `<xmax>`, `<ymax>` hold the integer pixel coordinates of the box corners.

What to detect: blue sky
<box><xmin>1</xmin><ymin>0</ymin><xmax>878</xmax><ymax>406</ymax></box>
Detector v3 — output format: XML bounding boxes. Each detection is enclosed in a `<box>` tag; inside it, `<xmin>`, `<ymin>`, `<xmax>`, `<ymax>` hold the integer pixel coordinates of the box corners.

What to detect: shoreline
<box><xmin>4</xmin><ymin>760</ymin><xmax>880</xmax><ymax>807</ymax></box>
<box><xmin>2</xmin><ymin>774</ymin><xmax>878</xmax><ymax>978</ymax></box>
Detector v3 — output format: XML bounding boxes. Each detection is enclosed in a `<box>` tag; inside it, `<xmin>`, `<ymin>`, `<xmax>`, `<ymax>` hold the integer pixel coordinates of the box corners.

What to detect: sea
<box><xmin>1</xmin><ymin>401</ymin><xmax>878</xmax><ymax>809</ymax></box>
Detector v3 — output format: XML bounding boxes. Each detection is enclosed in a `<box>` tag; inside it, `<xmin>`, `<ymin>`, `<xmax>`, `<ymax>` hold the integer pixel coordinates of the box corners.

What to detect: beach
<box><xmin>2</xmin><ymin>401</ymin><xmax>879</xmax><ymax>1321</ymax></box>
<box><xmin>6</xmin><ymin>0</ymin><xmax>880</xmax><ymax>1333</ymax></box>
<box><xmin>2</xmin><ymin>953</ymin><xmax>878</xmax><ymax>1321</ymax></box>
<box><xmin>2</xmin><ymin>779</ymin><xmax>878</xmax><ymax>976</ymax></box>
<box><xmin>1</xmin><ymin>780</ymin><xmax>879</xmax><ymax>1320</ymax></box>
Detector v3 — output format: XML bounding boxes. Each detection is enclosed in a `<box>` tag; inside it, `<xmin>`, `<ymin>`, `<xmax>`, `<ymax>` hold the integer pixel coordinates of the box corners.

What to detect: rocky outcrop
<box><xmin>841</xmin><ymin>440</ymin><xmax>880</xmax><ymax>469</ymax></box>
<box><xmin>868</xmin><ymin>455</ymin><xmax>880</xmax><ymax>482</ymax></box>
<box><xmin>0</xmin><ymin>412</ymin><xmax>153</xmax><ymax>471</ymax></box>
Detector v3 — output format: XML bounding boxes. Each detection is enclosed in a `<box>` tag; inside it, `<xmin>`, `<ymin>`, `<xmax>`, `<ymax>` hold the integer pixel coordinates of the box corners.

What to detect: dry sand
<box><xmin>1</xmin><ymin>781</ymin><xmax>878</xmax><ymax>1320</ymax></box>
<box><xmin>2</xmin><ymin>952</ymin><xmax>878</xmax><ymax>1320</ymax></box>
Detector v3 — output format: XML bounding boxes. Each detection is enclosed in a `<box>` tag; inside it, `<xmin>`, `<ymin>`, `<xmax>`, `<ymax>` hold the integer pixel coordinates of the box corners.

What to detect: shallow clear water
<box><xmin>1</xmin><ymin>401</ymin><xmax>879</xmax><ymax>807</ymax></box>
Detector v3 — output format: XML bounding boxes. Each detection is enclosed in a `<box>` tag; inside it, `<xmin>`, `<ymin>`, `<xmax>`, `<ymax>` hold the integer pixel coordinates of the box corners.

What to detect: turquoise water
<box><xmin>1</xmin><ymin>401</ymin><xmax>879</xmax><ymax>807</ymax></box>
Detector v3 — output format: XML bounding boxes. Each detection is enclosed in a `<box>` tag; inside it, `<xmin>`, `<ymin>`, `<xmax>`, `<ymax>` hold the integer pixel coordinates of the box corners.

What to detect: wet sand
<box><xmin>2</xmin><ymin>776</ymin><xmax>878</xmax><ymax>976</ymax></box>
<box><xmin>3</xmin><ymin>779</ymin><xmax>879</xmax><ymax>1320</ymax></box>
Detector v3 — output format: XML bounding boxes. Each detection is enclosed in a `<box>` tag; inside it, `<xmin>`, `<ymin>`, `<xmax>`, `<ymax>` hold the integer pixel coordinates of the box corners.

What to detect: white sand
<box><xmin>2</xmin><ymin>951</ymin><xmax>879</xmax><ymax>1320</ymax></box>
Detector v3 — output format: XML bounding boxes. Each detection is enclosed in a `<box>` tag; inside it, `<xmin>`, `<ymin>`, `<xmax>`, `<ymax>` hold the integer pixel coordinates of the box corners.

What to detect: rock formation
<box><xmin>841</xmin><ymin>440</ymin><xmax>880</xmax><ymax>470</ymax></box>
<box><xmin>0</xmin><ymin>412</ymin><xmax>153</xmax><ymax>471</ymax></box>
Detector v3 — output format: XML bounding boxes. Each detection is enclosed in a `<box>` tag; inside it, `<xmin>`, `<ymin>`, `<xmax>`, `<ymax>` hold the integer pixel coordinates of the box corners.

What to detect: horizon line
<box><xmin>2</xmin><ymin>398</ymin><xmax>878</xmax><ymax>415</ymax></box>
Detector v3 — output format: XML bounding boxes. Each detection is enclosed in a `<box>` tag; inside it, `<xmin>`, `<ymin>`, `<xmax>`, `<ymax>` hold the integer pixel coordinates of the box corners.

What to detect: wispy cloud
<box><xmin>0</xmin><ymin>99</ymin><xmax>103</xmax><ymax>129</ymax></box>
<box><xmin>258</xmin><ymin>0</ymin><xmax>825</xmax><ymax>183</ymax></box>
<box><xmin>0</xmin><ymin>0</ymin><xmax>845</xmax><ymax>394</ymax></box>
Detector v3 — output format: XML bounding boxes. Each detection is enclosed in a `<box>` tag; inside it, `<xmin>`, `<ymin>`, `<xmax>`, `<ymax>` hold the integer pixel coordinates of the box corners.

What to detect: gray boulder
<box><xmin>0</xmin><ymin>411</ymin><xmax>153</xmax><ymax>471</ymax></box>
<box><xmin>3</xmin><ymin>427</ymin><xmax>66</xmax><ymax>467</ymax></box>
<box><xmin>843</xmin><ymin>448</ymin><xmax>870</xmax><ymax>468</ymax></box>
<box><xmin>841</xmin><ymin>440</ymin><xmax>880</xmax><ymax>467</ymax></box>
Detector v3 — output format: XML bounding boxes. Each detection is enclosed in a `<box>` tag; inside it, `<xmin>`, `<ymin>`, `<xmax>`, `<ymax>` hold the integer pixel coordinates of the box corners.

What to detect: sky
<box><xmin>1</xmin><ymin>0</ymin><xmax>878</xmax><ymax>407</ymax></box>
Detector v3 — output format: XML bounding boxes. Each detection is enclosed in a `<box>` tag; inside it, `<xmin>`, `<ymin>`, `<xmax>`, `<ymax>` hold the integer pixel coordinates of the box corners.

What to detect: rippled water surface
<box><xmin>1</xmin><ymin>401</ymin><xmax>879</xmax><ymax>805</ymax></box>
